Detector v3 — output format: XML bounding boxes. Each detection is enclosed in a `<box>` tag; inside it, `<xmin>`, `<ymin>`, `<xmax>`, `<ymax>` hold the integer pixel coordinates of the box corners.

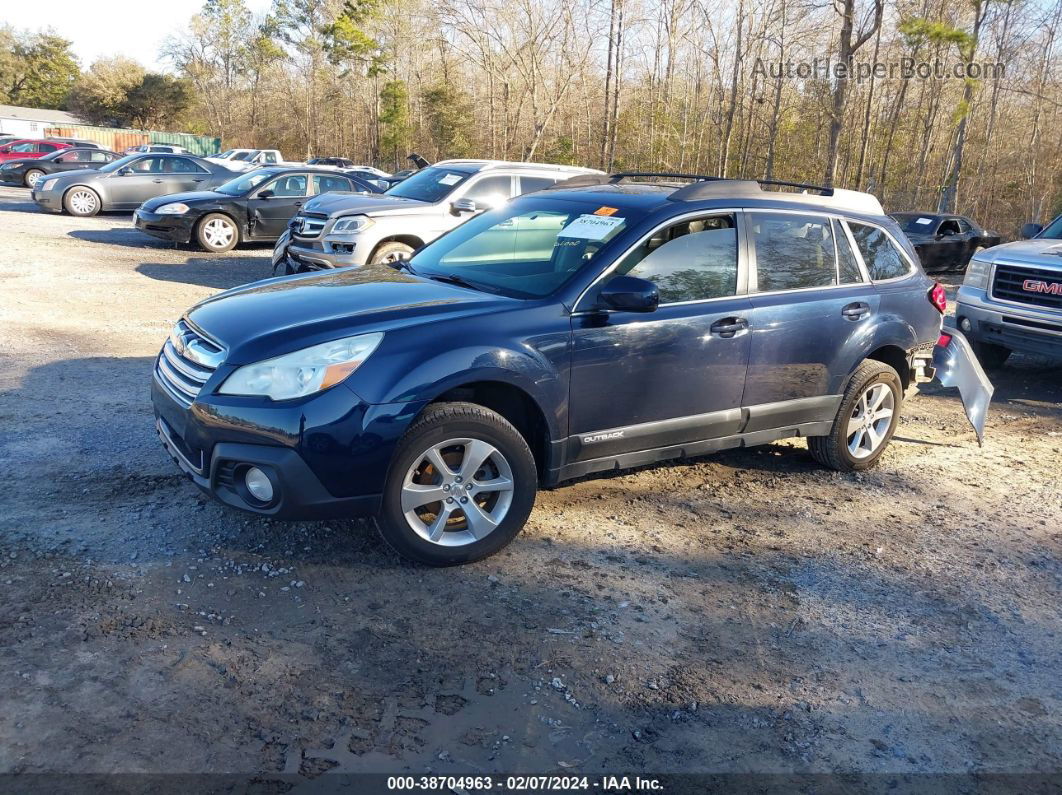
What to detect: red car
<box><xmin>0</xmin><ymin>139</ymin><xmax>73</xmax><ymax>162</ymax></box>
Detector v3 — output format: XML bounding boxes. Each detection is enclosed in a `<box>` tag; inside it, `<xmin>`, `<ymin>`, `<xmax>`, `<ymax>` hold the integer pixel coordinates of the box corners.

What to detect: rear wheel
<box><xmin>973</xmin><ymin>341</ymin><xmax>1011</xmax><ymax>369</ymax></box>
<box><xmin>377</xmin><ymin>402</ymin><xmax>538</xmax><ymax>566</ymax></box>
<box><xmin>196</xmin><ymin>213</ymin><xmax>239</xmax><ymax>252</ymax></box>
<box><xmin>24</xmin><ymin>169</ymin><xmax>44</xmax><ymax>189</ymax></box>
<box><xmin>63</xmin><ymin>187</ymin><xmax>100</xmax><ymax>217</ymax></box>
<box><xmin>808</xmin><ymin>360</ymin><xmax>902</xmax><ymax>471</ymax></box>
<box><xmin>370</xmin><ymin>241</ymin><xmax>414</xmax><ymax>265</ymax></box>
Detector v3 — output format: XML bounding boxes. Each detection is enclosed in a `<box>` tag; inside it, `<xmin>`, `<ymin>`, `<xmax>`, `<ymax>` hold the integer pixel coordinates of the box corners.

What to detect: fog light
<box><xmin>244</xmin><ymin>467</ymin><xmax>274</xmax><ymax>503</ymax></box>
<box><xmin>959</xmin><ymin>316</ymin><xmax>972</xmax><ymax>332</ymax></box>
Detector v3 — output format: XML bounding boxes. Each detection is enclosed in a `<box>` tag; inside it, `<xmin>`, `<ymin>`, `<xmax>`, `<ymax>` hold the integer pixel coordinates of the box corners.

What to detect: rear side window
<box><xmin>750</xmin><ymin>212</ymin><xmax>837</xmax><ymax>292</ymax></box>
<box><xmin>848</xmin><ymin>222</ymin><xmax>911</xmax><ymax>281</ymax></box>
<box><xmin>833</xmin><ymin>219</ymin><xmax>865</xmax><ymax>284</ymax></box>
<box><xmin>312</xmin><ymin>174</ymin><xmax>352</xmax><ymax>194</ymax></box>
<box><xmin>463</xmin><ymin>175</ymin><xmax>513</xmax><ymax>205</ymax></box>
<box><xmin>610</xmin><ymin>213</ymin><xmax>738</xmax><ymax>303</ymax></box>
<box><xmin>39</xmin><ymin>143</ymin><xmax>60</xmax><ymax>153</ymax></box>
<box><xmin>518</xmin><ymin>176</ymin><xmax>556</xmax><ymax>194</ymax></box>
<box><xmin>166</xmin><ymin>157</ymin><xmax>208</xmax><ymax>174</ymax></box>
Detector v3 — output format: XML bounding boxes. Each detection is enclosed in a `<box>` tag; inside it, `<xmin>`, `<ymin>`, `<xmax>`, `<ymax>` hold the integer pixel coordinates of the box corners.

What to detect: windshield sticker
<box><xmin>438</xmin><ymin>173</ymin><xmax>461</xmax><ymax>186</ymax></box>
<box><xmin>594</xmin><ymin>206</ymin><xmax>619</xmax><ymax>216</ymax></box>
<box><xmin>915</xmin><ymin>217</ymin><xmax>934</xmax><ymax>225</ymax></box>
<box><xmin>561</xmin><ymin>214</ymin><xmax>625</xmax><ymax>240</ymax></box>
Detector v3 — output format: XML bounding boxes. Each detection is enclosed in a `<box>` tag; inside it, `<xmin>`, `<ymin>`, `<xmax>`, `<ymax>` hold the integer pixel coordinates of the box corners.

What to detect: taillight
<box><xmin>929</xmin><ymin>282</ymin><xmax>947</xmax><ymax>314</ymax></box>
<box><xmin>938</xmin><ymin>333</ymin><xmax>952</xmax><ymax>347</ymax></box>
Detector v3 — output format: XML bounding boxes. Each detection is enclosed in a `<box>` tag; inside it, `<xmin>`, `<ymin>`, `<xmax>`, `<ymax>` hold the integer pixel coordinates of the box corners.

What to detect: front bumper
<box><xmin>151</xmin><ymin>367</ymin><xmax>423</xmax><ymax>520</ymax></box>
<box><xmin>31</xmin><ymin>185</ymin><xmax>63</xmax><ymax>212</ymax></box>
<box><xmin>135</xmin><ymin>209</ymin><xmax>195</xmax><ymax>244</ymax></box>
<box><xmin>0</xmin><ymin>171</ymin><xmax>25</xmax><ymax>186</ymax></box>
<box><xmin>955</xmin><ymin>286</ymin><xmax>1062</xmax><ymax>358</ymax></box>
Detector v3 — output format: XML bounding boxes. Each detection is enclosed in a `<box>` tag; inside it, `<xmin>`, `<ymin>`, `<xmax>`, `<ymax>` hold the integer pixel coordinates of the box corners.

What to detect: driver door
<box><xmin>567</xmin><ymin>212</ymin><xmax>752</xmax><ymax>462</ymax></box>
<box><xmin>247</xmin><ymin>173</ymin><xmax>310</xmax><ymax>239</ymax></box>
<box><xmin>107</xmin><ymin>156</ymin><xmax>167</xmax><ymax>207</ymax></box>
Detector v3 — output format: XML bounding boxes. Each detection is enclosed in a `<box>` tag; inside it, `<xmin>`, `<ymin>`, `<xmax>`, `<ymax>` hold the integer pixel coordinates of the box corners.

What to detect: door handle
<box><xmin>152</xmin><ymin>178</ymin><xmax>163</xmax><ymax>183</ymax></box>
<box><xmin>709</xmin><ymin>317</ymin><xmax>749</xmax><ymax>338</ymax></box>
<box><xmin>842</xmin><ymin>302</ymin><xmax>871</xmax><ymax>320</ymax></box>
<box><xmin>193</xmin><ymin>178</ymin><xmax>205</xmax><ymax>183</ymax></box>
<box><xmin>293</xmin><ymin>201</ymin><xmax>302</xmax><ymax>207</ymax></box>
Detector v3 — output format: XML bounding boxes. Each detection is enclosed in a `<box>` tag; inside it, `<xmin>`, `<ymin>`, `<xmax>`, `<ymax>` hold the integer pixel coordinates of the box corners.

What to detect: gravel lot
<box><xmin>1</xmin><ymin>185</ymin><xmax>1060</xmax><ymax>785</ymax></box>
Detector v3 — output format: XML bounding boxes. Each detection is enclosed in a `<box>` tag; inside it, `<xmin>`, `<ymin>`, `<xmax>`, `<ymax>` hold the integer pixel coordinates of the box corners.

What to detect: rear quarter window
<box><xmin>847</xmin><ymin>221</ymin><xmax>912</xmax><ymax>281</ymax></box>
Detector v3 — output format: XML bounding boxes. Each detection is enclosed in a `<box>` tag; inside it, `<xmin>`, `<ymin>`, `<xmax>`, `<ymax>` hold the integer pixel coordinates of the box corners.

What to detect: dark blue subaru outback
<box><xmin>152</xmin><ymin>174</ymin><xmax>992</xmax><ymax>565</ymax></box>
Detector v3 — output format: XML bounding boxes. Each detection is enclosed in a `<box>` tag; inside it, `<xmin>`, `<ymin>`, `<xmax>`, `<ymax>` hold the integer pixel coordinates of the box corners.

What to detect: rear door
<box><xmin>164</xmin><ymin>156</ymin><xmax>211</xmax><ymax>193</ymax></box>
<box><xmin>741</xmin><ymin>211</ymin><xmax>878</xmax><ymax>425</ymax></box>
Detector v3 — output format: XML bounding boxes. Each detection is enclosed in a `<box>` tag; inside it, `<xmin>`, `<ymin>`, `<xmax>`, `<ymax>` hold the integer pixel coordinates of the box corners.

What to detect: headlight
<box><xmin>963</xmin><ymin>257</ymin><xmax>992</xmax><ymax>290</ymax></box>
<box><xmin>156</xmin><ymin>202</ymin><xmax>190</xmax><ymax>215</ymax></box>
<box><xmin>218</xmin><ymin>333</ymin><xmax>383</xmax><ymax>400</ymax></box>
<box><xmin>1</xmin><ymin>163</ymin><xmax>17</xmax><ymax>170</ymax></box>
<box><xmin>330</xmin><ymin>215</ymin><xmax>374</xmax><ymax>234</ymax></box>
<box><xmin>39</xmin><ymin>178</ymin><xmax>57</xmax><ymax>191</ymax></box>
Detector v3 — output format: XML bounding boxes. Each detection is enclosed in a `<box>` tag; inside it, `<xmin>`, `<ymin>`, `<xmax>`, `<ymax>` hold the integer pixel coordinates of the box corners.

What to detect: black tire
<box><xmin>973</xmin><ymin>341</ymin><xmax>1011</xmax><ymax>369</ymax></box>
<box><xmin>808</xmin><ymin>360</ymin><xmax>903</xmax><ymax>472</ymax></box>
<box><xmin>24</xmin><ymin>168</ymin><xmax>44</xmax><ymax>189</ymax></box>
<box><xmin>370</xmin><ymin>241</ymin><xmax>414</xmax><ymax>265</ymax></box>
<box><xmin>377</xmin><ymin>402</ymin><xmax>538</xmax><ymax>566</ymax></box>
<box><xmin>196</xmin><ymin>213</ymin><xmax>239</xmax><ymax>253</ymax></box>
<box><xmin>63</xmin><ymin>186</ymin><xmax>101</xmax><ymax>217</ymax></box>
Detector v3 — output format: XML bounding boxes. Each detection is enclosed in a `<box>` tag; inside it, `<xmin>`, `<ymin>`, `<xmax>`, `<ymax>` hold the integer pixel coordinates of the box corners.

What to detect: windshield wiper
<box><xmin>426</xmin><ymin>272</ymin><xmax>497</xmax><ymax>293</ymax></box>
<box><xmin>386</xmin><ymin>258</ymin><xmax>417</xmax><ymax>275</ymax></box>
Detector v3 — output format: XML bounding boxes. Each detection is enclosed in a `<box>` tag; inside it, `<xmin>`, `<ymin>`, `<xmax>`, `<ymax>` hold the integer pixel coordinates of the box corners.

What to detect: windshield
<box><xmin>385</xmin><ymin>166</ymin><xmax>471</xmax><ymax>202</ymax></box>
<box><xmin>891</xmin><ymin>214</ymin><xmax>939</xmax><ymax>234</ymax></box>
<box><xmin>409</xmin><ymin>196</ymin><xmax>642</xmax><ymax>298</ymax></box>
<box><xmin>230</xmin><ymin>151</ymin><xmax>251</xmax><ymax>161</ymax></box>
<box><xmin>98</xmin><ymin>155</ymin><xmax>141</xmax><ymax>173</ymax></box>
<box><xmin>216</xmin><ymin>170</ymin><xmax>276</xmax><ymax>195</ymax></box>
<box><xmin>1037</xmin><ymin>215</ymin><xmax>1062</xmax><ymax>239</ymax></box>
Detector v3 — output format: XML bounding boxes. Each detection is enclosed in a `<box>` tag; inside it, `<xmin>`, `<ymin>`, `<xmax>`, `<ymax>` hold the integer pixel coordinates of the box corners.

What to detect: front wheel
<box><xmin>24</xmin><ymin>169</ymin><xmax>44</xmax><ymax>189</ymax></box>
<box><xmin>377</xmin><ymin>402</ymin><xmax>538</xmax><ymax>565</ymax></box>
<box><xmin>370</xmin><ymin>241</ymin><xmax>414</xmax><ymax>266</ymax></box>
<box><xmin>196</xmin><ymin>213</ymin><xmax>239</xmax><ymax>252</ymax></box>
<box><xmin>63</xmin><ymin>187</ymin><xmax>101</xmax><ymax>217</ymax></box>
<box><xmin>808</xmin><ymin>360</ymin><xmax>902</xmax><ymax>471</ymax></box>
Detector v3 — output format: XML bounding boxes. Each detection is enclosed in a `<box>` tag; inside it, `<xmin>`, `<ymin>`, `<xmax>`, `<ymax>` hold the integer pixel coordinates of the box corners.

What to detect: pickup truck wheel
<box><xmin>808</xmin><ymin>360</ymin><xmax>902</xmax><ymax>472</ymax></box>
<box><xmin>370</xmin><ymin>242</ymin><xmax>414</xmax><ymax>265</ymax></box>
<box><xmin>63</xmin><ymin>187</ymin><xmax>101</xmax><ymax>217</ymax></box>
<box><xmin>378</xmin><ymin>402</ymin><xmax>538</xmax><ymax>566</ymax></box>
<box><xmin>24</xmin><ymin>168</ymin><xmax>44</xmax><ymax>188</ymax></box>
<box><xmin>972</xmin><ymin>341</ymin><xmax>1010</xmax><ymax>369</ymax></box>
<box><xmin>196</xmin><ymin>213</ymin><xmax>238</xmax><ymax>252</ymax></box>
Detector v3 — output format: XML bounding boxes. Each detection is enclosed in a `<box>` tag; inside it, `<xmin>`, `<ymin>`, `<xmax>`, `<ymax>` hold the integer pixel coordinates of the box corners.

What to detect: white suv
<box><xmin>273</xmin><ymin>159</ymin><xmax>603</xmax><ymax>272</ymax></box>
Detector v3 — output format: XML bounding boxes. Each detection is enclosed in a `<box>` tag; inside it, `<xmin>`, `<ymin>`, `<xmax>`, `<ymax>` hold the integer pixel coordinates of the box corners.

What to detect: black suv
<box><xmin>153</xmin><ymin>174</ymin><xmax>991</xmax><ymax>565</ymax></box>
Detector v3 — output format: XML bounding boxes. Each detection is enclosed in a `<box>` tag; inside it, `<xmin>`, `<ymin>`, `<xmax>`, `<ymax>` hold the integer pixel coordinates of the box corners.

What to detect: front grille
<box><xmin>293</xmin><ymin>212</ymin><xmax>329</xmax><ymax>239</ymax></box>
<box><xmin>155</xmin><ymin>319</ymin><xmax>224</xmax><ymax>408</ymax></box>
<box><xmin>991</xmin><ymin>263</ymin><xmax>1062</xmax><ymax>311</ymax></box>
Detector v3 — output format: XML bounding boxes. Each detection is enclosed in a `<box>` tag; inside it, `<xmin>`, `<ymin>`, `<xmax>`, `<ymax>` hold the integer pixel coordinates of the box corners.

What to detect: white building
<box><xmin>0</xmin><ymin>105</ymin><xmax>85</xmax><ymax>139</ymax></box>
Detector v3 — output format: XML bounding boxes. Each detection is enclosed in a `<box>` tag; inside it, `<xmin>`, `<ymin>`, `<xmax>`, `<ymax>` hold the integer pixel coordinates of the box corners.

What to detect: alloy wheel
<box><xmin>69</xmin><ymin>190</ymin><xmax>97</xmax><ymax>215</ymax></box>
<box><xmin>845</xmin><ymin>383</ymin><xmax>895</xmax><ymax>459</ymax></box>
<box><xmin>25</xmin><ymin>170</ymin><xmax>43</xmax><ymax>188</ymax></box>
<box><xmin>203</xmin><ymin>218</ymin><xmax>235</xmax><ymax>249</ymax></box>
<box><xmin>401</xmin><ymin>438</ymin><xmax>515</xmax><ymax>547</ymax></box>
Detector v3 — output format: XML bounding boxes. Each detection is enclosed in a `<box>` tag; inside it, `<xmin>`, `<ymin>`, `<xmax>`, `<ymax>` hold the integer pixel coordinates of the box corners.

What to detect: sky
<box><xmin>2</xmin><ymin>0</ymin><xmax>273</xmax><ymax>72</ymax></box>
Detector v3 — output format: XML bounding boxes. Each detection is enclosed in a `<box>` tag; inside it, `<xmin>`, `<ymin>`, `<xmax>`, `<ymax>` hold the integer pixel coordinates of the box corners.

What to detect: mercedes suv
<box><xmin>272</xmin><ymin>159</ymin><xmax>602</xmax><ymax>272</ymax></box>
<box><xmin>153</xmin><ymin>174</ymin><xmax>992</xmax><ymax>566</ymax></box>
<box><xmin>955</xmin><ymin>215</ymin><xmax>1062</xmax><ymax>366</ymax></box>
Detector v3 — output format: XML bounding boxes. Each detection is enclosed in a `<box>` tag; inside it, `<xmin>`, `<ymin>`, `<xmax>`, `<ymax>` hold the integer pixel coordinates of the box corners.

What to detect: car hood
<box><xmin>42</xmin><ymin>168</ymin><xmax>104</xmax><ymax>186</ymax></box>
<box><xmin>300</xmin><ymin>192</ymin><xmax>428</xmax><ymax>218</ymax></box>
<box><xmin>142</xmin><ymin>190</ymin><xmax>229</xmax><ymax>211</ymax></box>
<box><xmin>186</xmin><ymin>264</ymin><xmax>514</xmax><ymax>364</ymax></box>
<box><xmin>976</xmin><ymin>239</ymin><xmax>1062</xmax><ymax>269</ymax></box>
<box><xmin>1</xmin><ymin>158</ymin><xmax>36</xmax><ymax>169</ymax></box>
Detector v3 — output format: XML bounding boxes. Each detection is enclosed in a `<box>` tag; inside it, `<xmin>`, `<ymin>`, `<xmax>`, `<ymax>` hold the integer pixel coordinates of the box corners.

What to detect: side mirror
<box><xmin>600</xmin><ymin>276</ymin><xmax>659</xmax><ymax>313</ymax></box>
<box><xmin>116</xmin><ymin>166</ymin><xmax>133</xmax><ymax>176</ymax></box>
<box><xmin>451</xmin><ymin>198</ymin><xmax>478</xmax><ymax>216</ymax></box>
<box><xmin>1021</xmin><ymin>223</ymin><xmax>1043</xmax><ymax>239</ymax></box>
<box><xmin>258</xmin><ymin>189</ymin><xmax>274</xmax><ymax>200</ymax></box>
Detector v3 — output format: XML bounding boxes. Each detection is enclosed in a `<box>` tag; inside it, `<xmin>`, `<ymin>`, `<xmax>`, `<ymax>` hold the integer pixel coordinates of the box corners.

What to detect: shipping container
<box><xmin>44</xmin><ymin>125</ymin><xmax>220</xmax><ymax>156</ymax></box>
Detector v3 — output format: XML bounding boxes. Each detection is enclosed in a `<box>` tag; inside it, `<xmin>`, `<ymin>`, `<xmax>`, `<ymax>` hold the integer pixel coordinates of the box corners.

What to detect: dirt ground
<box><xmin>0</xmin><ymin>185</ymin><xmax>1059</xmax><ymax>788</ymax></box>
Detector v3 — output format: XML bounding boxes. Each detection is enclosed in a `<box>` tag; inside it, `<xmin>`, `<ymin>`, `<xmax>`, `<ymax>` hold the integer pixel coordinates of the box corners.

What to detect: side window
<box><xmin>848</xmin><ymin>222</ymin><xmax>911</xmax><ymax>281</ymax></box>
<box><xmin>750</xmin><ymin>212</ymin><xmax>837</xmax><ymax>292</ymax></box>
<box><xmin>833</xmin><ymin>219</ymin><xmax>865</xmax><ymax>284</ymax></box>
<box><xmin>938</xmin><ymin>219</ymin><xmax>961</xmax><ymax>236</ymax></box>
<box><xmin>955</xmin><ymin>218</ymin><xmax>972</xmax><ymax>233</ymax></box>
<box><xmin>90</xmin><ymin>151</ymin><xmax>111</xmax><ymax>163</ymax></box>
<box><xmin>130</xmin><ymin>157</ymin><xmax>164</xmax><ymax>173</ymax></box>
<box><xmin>518</xmin><ymin>176</ymin><xmax>556</xmax><ymax>194</ymax></box>
<box><xmin>462</xmin><ymin>175</ymin><xmax>512</xmax><ymax>206</ymax></box>
<box><xmin>606</xmin><ymin>214</ymin><xmax>739</xmax><ymax>304</ymax></box>
<box><xmin>58</xmin><ymin>151</ymin><xmax>83</xmax><ymax>162</ymax></box>
<box><xmin>39</xmin><ymin>143</ymin><xmax>59</xmax><ymax>153</ymax></box>
<box><xmin>312</xmin><ymin>174</ymin><xmax>352</xmax><ymax>194</ymax></box>
<box><xmin>166</xmin><ymin>157</ymin><xmax>208</xmax><ymax>174</ymax></box>
<box><xmin>269</xmin><ymin>174</ymin><xmax>308</xmax><ymax>196</ymax></box>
